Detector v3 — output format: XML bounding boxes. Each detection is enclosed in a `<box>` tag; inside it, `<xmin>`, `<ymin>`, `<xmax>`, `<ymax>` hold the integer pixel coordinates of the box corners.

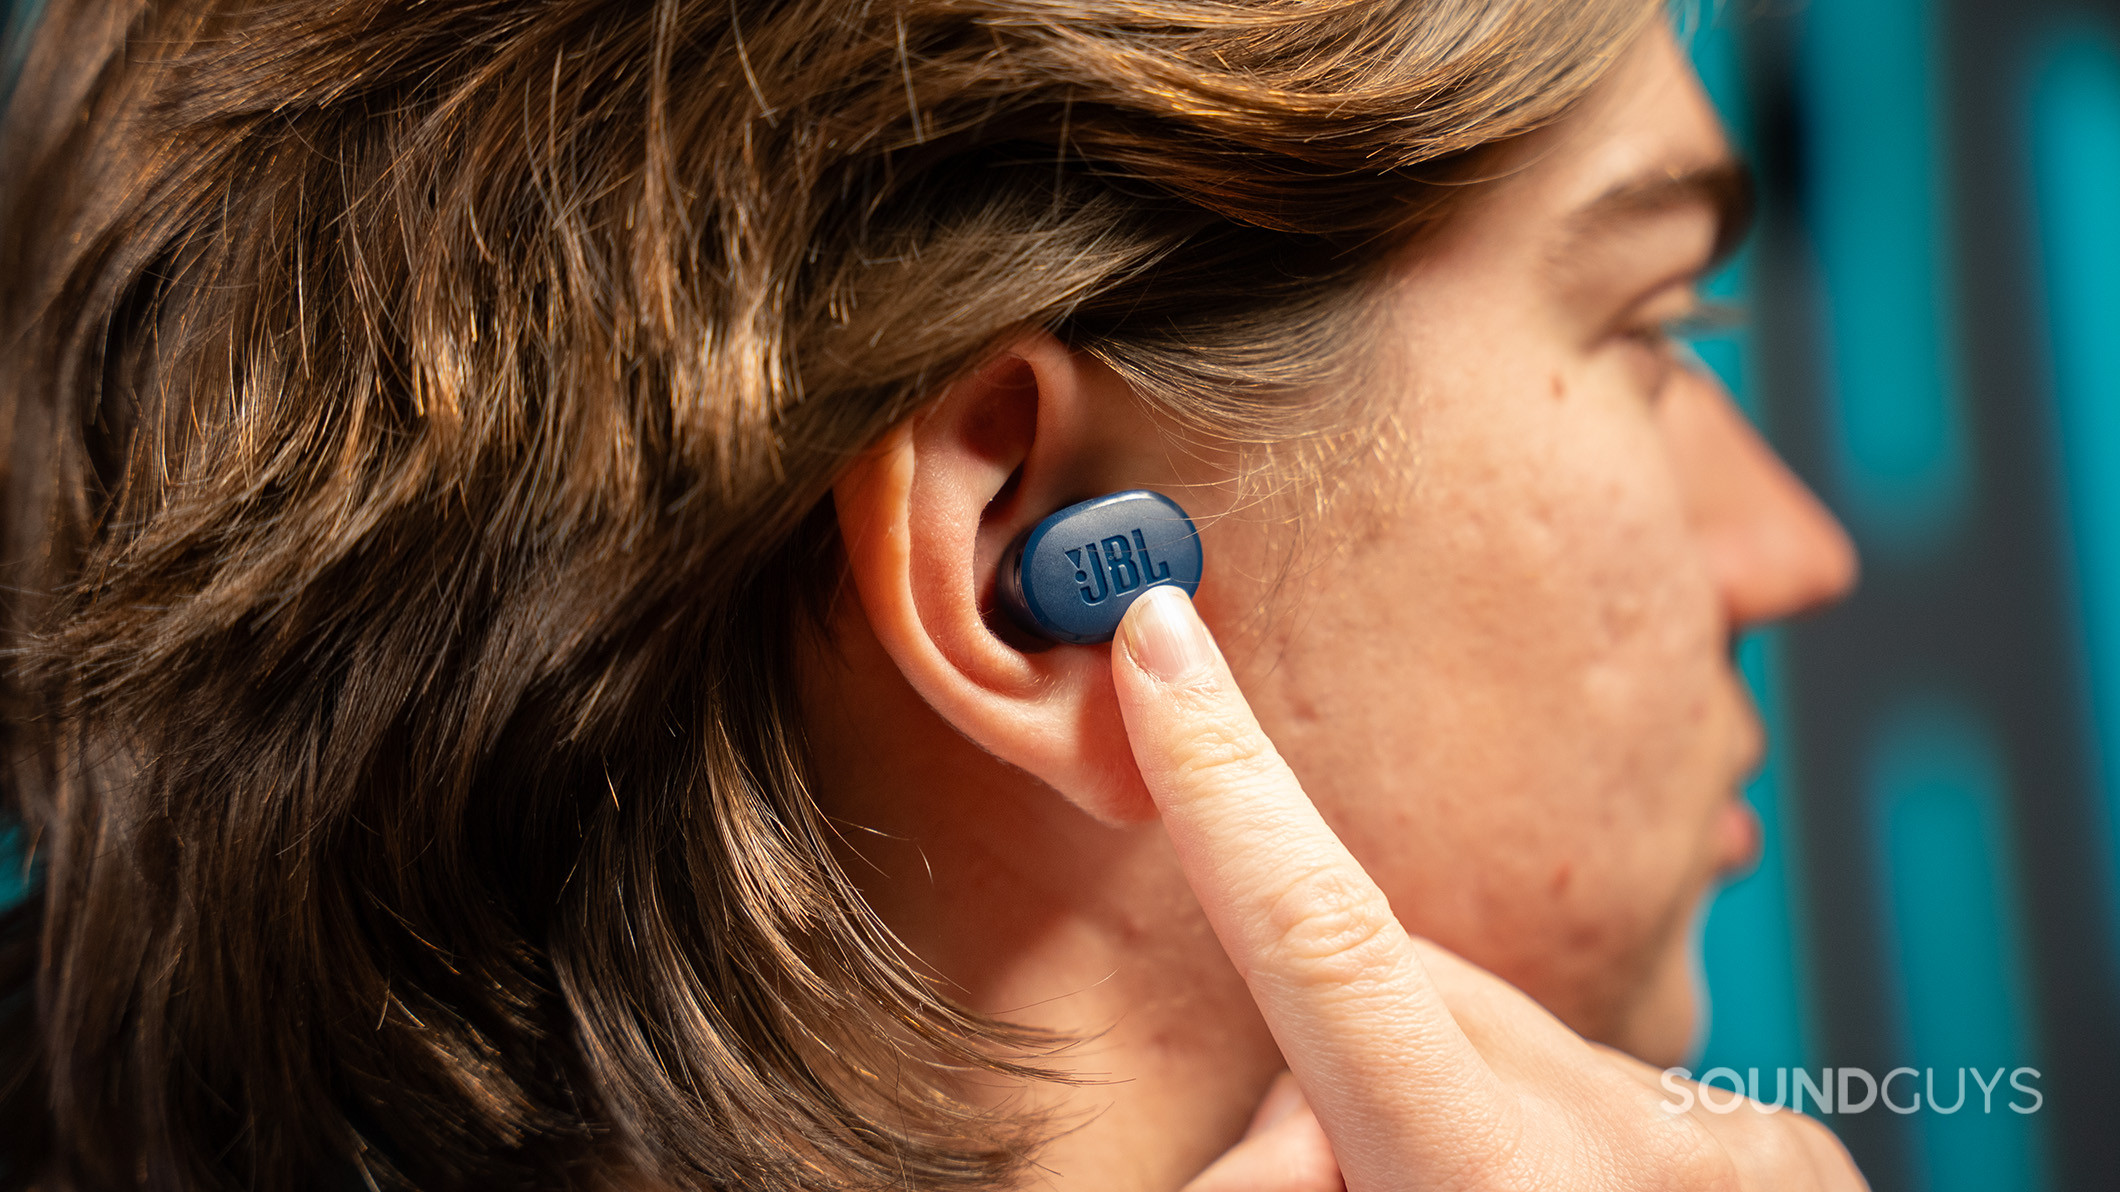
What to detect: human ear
<box><xmin>831</xmin><ymin>332</ymin><xmax>1167</xmax><ymax>825</ymax></box>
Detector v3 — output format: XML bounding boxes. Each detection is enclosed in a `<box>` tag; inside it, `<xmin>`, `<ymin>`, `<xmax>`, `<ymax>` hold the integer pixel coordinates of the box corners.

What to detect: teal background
<box><xmin>1687</xmin><ymin>1</ymin><xmax>2120</xmax><ymax>1188</ymax></box>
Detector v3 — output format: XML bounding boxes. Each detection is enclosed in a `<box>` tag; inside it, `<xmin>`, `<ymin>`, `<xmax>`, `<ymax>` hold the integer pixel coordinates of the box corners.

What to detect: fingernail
<box><xmin>1122</xmin><ymin>585</ymin><xmax>1213</xmax><ymax>682</ymax></box>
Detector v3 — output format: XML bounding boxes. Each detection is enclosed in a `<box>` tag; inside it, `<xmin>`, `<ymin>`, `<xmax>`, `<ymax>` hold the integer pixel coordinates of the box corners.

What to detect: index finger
<box><xmin>1111</xmin><ymin>585</ymin><xmax>1509</xmax><ymax>1177</ymax></box>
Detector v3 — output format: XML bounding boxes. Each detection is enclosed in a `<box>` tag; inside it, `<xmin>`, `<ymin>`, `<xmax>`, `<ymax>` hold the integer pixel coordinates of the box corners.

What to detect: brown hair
<box><xmin>0</xmin><ymin>0</ymin><xmax>1652</xmax><ymax>1187</ymax></box>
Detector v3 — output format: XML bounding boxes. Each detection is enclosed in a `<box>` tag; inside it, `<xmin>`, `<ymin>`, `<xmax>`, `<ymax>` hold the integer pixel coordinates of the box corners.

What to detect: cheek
<box><xmin>1232</xmin><ymin>365</ymin><xmax>1740</xmax><ymax>1035</ymax></box>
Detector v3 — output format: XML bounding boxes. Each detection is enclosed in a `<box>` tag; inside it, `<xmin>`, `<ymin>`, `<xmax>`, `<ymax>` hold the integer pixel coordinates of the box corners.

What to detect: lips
<box><xmin>1713</xmin><ymin>796</ymin><xmax>1763</xmax><ymax>878</ymax></box>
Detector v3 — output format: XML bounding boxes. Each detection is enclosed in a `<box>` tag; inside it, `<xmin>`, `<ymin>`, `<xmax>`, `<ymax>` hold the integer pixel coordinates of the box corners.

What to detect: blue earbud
<box><xmin>998</xmin><ymin>489</ymin><xmax>1203</xmax><ymax>644</ymax></box>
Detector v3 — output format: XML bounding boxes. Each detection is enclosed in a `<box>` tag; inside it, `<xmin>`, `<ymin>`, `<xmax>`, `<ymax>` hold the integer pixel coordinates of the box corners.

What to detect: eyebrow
<box><xmin>1556</xmin><ymin>157</ymin><xmax>1757</xmax><ymax>274</ymax></box>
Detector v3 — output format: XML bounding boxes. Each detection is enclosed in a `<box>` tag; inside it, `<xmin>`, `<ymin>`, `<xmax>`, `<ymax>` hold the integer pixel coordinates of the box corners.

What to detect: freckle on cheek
<box><xmin>1549</xmin><ymin>372</ymin><xmax>1566</xmax><ymax>401</ymax></box>
<box><xmin>1549</xmin><ymin>861</ymin><xmax>1573</xmax><ymax>897</ymax></box>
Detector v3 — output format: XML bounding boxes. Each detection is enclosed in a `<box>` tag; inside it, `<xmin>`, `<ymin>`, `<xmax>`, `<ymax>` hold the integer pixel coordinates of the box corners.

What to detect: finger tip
<box><xmin>1117</xmin><ymin>585</ymin><xmax>1213</xmax><ymax>684</ymax></box>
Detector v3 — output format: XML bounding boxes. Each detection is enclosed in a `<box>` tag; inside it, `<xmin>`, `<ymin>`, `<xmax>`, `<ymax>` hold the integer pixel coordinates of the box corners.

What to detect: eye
<box><xmin>1661</xmin><ymin>298</ymin><xmax>1744</xmax><ymax>343</ymax></box>
<box><xmin>1611</xmin><ymin>293</ymin><xmax>1741</xmax><ymax>400</ymax></box>
<box><xmin>1619</xmin><ymin>292</ymin><xmax>1740</xmax><ymax>347</ymax></box>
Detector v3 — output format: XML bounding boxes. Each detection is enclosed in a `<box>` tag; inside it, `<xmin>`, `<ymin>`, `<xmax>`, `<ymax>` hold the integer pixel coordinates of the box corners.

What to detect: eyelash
<box><xmin>1623</xmin><ymin>297</ymin><xmax>1742</xmax><ymax>347</ymax></box>
<box><xmin>1660</xmin><ymin>299</ymin><xmax>1744</xmax><ymax>341</ymax></box>
<box><xmin>1611</xmin><ymin>296</ymin><xmax>1741</xmax><ymax>398</ymax></box>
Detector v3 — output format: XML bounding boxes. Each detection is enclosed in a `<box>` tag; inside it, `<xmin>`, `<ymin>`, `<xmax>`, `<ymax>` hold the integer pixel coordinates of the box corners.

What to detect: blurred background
<box><xmin>1682</xmin><ymin>0</ymin><xmax>2120</xmax><ymax>1189</ymax></box>
<box><xmin>3</xmin><ymin>0</ymin><xmax>2118</xmax><ymax>1189</ymax></box>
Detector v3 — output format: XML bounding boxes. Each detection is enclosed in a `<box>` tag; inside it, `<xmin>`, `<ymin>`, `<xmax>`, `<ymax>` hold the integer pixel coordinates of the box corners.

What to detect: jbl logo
<box><xmin>1065</xmin><ymin>528</ymin><xmax>1172</xmax><ymax>604</ymax></box>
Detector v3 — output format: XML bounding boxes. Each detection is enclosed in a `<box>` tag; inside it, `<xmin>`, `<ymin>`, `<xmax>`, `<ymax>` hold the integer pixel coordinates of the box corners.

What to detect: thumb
<box><xmin>1184</xmin><ymin>1073</ymin><xmax>1343</xmax><ymax>1192</ymax></box>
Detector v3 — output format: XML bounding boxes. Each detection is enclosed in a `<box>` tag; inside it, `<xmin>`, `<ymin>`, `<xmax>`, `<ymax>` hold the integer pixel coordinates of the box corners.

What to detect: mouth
<box><xmin>1712</xmin><ymin>673</ymin><xmax>1768</xmax><ymax>879</ymax></box>
<box><xmin>1712</xmin><ymin>797</ymin><xmax>1763</xmax><ymax>879</ymax></box>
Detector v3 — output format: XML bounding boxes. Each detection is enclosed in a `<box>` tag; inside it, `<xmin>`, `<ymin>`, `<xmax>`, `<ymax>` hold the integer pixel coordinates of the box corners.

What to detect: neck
<box><xmin>801</xmin><ymin>619</ymin><xmax>1282</xmax><ymax>1190</ymax></box>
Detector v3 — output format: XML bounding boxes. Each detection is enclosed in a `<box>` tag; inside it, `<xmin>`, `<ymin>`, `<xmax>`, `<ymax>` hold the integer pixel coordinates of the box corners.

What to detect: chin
<box><xmin>1597</xmin><ymin>913</ymin><xmax>1708</xmax><ymax>1068</ymax></box>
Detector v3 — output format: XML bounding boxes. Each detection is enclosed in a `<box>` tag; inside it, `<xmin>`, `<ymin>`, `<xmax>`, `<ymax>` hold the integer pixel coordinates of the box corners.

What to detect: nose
<box><xmin>1663</xmin><ymin>368</ymin><xmax>1859</xmax><ymax>629</ymax></box>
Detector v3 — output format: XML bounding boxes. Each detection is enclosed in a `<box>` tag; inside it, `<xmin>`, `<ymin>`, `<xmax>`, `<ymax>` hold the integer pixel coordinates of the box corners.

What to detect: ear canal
<box><xmin>999</xmin><ymin>490</ymin><xmax>1203</xmax><ymax>645</ymax></box>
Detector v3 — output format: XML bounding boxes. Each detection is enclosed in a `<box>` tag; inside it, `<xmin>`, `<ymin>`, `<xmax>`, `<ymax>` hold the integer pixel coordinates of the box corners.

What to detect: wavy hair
<box><xmin>0</xmin><ymin>0</ymin><xmax>1653</xmax><ymax>1187</ymax></box>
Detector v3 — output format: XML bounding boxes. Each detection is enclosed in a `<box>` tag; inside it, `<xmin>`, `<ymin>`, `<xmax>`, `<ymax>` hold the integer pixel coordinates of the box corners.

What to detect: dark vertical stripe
<box><xmin>2030</xmin><ymin>25</ymin><xmax>2120</xmax><ymax>965</ymax></box>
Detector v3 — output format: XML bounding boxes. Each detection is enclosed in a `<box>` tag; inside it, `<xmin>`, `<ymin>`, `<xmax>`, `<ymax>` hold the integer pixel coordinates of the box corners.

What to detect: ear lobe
<box><xmin>831</xmin><ymin>334</ymin><xmax>1157</xmax><ymax>825</ymax></box>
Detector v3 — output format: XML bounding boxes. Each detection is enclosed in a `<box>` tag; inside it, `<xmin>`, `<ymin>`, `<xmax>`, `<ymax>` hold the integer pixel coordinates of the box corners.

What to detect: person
<box><xmin>0</xmin><ymin>0</ymin><xmax>1864</xmax><ymax>1188</ymax></box>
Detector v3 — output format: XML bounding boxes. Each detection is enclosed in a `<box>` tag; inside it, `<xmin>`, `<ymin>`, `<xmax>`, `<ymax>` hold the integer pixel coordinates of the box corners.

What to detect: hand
<box><xmin>1112</xmin><ymin>587</ymin><xmax>1866</xmax><ymax>1192</ymax></box>
<box><xmin>1184</xmin><ymin>1072</ymin><xmax>1343</xmax><ymax>1192</ymax></box>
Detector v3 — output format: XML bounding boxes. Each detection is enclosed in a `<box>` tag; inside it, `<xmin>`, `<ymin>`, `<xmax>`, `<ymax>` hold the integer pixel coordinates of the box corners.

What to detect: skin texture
<box><xmin>811</xmin><ymin>25</ymin><xmax>1860</xmax><ymax>1191</ymax></box>
<box><xmin>1111</xmin><ymin>583</ymin><xmax>1868</xmax><ymax>1191</ymax></box>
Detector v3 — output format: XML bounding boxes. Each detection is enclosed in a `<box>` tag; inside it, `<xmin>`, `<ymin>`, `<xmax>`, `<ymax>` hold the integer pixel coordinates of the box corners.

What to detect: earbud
<box><xmin>998</xmin><ymin>489</ymin><xmax>1203</xmax><ymax>644</ymax></box>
